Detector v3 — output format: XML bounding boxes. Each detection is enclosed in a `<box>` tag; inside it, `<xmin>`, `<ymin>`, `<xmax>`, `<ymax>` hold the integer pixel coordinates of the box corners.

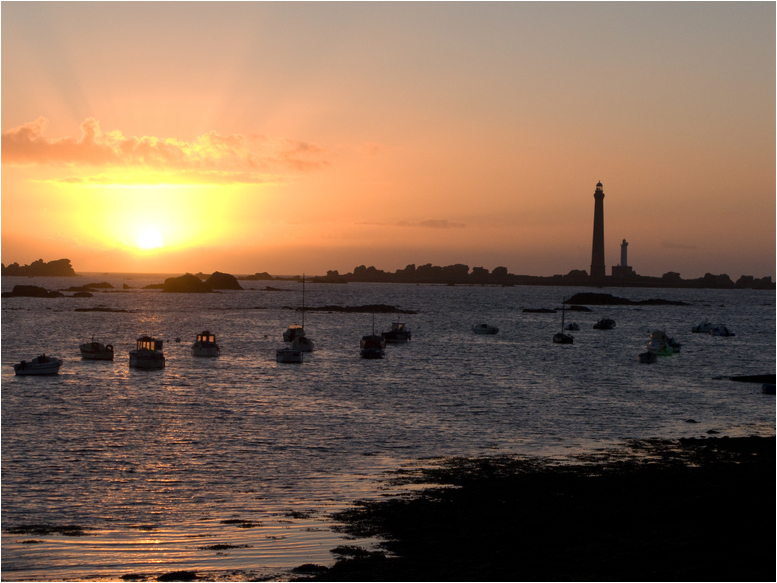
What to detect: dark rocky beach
<box><xmin>300</xmin><ymin>436</ymin><xmax>775</xmax><ymax>582</ymax></box>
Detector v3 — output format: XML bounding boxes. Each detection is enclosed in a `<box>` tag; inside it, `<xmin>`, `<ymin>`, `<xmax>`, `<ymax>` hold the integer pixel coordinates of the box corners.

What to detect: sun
<box><xmin>137</xmin><ymin>229</ymin><xmax>163</xmax><ymax>249</ymax></box>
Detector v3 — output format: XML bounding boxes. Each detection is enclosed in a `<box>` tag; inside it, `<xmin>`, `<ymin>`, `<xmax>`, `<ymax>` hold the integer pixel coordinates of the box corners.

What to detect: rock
<box><xmin>1</xmin><ymin>285</ymin><xmax>64</xmax><ymax>298</ymax></box>
<box><xmin>1</xmin><ymin>258</ymin><xmax>77</xmax><ymax>277</ymax></box>
<box><xmin>161</xmin><ymin>274</ymin><xmax>214</xmax><ymax>293</ymax></box>
<box><xmin>204</xmin><ymin>271</ymin><xmax>243</xmax><ymax>290</ymax></box>
<box><xmin>71</xmin><ymin>291</ymin><xmax>93</xmax><ymax>298</ymax></box>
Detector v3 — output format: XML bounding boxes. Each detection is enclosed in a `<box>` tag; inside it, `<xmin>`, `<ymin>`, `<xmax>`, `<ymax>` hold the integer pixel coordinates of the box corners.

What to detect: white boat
<box><xmin>129</xmin><ymin>336</ymin><xmax>165</xmax><ymax>369</ymax></box>
<box><xmin>473</xmin><ymin>323</ymin><xmax>499</xmax><ymax>335</ymax></box>
<box><xmin>79</xmin><ymin>337</ymin><xmax>114</xmax><ymax>360</ymax></box>
<box><xmin>646</xmin><ymin>330</ymin><xmax>674</xmax><ymax>356</ymax></box>
<box><xmin>710</xmin><ymin>325</ymin><xmax>735</xmax><ymax>337</ymax></box>
<box><xmin>192</xmin><ymin>331</ymin><xmax>220</xmax><ymax>357</ymax></box>
<box><xmin>361</xmin><ymin>314</ymin><xmax>386</xmax><ymax>359</ymax></box>
<box><xmin>382</xmin><ymin>319</ymin><xmax>411</xmax><ymax>343</ymax></box>
<box><xmin>14</xmin><ymin>354</ymin><xmax>62</xmax><ymax>375</ymax></box>
<box><xmin>553</xmin><ymin>299</ymin><xmax>574</xmax><ymax>344</ymax></box>
<box><xmin>276</xmin><ymin>345</ymin><xmax>303</xmax><ymax>363</ymax></box>
<box><xmin>283</xmin><ymin>275</ymin><xmax>314</xmax><ymax>351</ymax></box>
<box><xmin>692</xmin><ymin>321</ymin><xmax>713</xmax><ymax>333</ymax></box>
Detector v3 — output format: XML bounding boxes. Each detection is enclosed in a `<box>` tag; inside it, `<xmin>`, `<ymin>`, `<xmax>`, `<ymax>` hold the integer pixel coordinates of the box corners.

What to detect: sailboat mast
<box><xmin>302</xmin><ymin>274</ymin><xmax>305</xmax><ymax>329</ymax></box>
<box><xmin>561</xmin><ymin>298</ymin><xmax>566</xmax><ymax>332</ymax></box>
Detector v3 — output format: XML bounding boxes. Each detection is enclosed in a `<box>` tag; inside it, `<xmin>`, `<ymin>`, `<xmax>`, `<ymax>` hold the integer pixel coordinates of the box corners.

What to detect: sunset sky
<box><xmin>2</xmin><ymin>2</ymin><xmax>774</xmax><ymax>278</ymax></box>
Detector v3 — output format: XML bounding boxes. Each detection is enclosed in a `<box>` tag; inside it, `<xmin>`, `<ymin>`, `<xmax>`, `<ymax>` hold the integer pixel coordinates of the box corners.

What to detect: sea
<box><xmin>2</xmin><ymin>274</ymin><xmax>775</xmax><ymax>581</ymax></box>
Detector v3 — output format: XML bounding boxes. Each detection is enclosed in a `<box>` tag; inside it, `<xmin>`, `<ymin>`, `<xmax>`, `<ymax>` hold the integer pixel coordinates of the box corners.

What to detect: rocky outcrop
<box><xmin>205</xmin><ymin>271</ymin><xmax>243</xmax><ymax>290</ymax></box>
<box><xmin>564</xmin><ymin>293</ymin><xmax>690</xmax><ymax>306</ymax></box>
<box><xmin>161</xmin><ymin>274</ymin><xmax>214</xmax><ymax>293</ymax></box>
<box><xmin>2</xmin><ymin>285</ymin><xmax>64</xmax><ymax>298</ymax></box>
<box><xmin>1</xmin><ymin>259</ymin><xmax>77</xmax><ymax>277</ymax></box>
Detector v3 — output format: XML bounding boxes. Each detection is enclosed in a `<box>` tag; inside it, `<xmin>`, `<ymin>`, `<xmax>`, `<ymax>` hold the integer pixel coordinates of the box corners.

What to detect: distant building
<box><xmin>612</xmin><ymin>238</ymin><xmax>636</xmax><ymax>277</ymax></box>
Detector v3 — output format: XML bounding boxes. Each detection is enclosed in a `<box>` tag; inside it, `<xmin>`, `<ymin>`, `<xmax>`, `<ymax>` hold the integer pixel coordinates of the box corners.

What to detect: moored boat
<box><xmin>360</xmin><ymin>334</ymin><xmax>386</xmax><ymax>359</ymax></box>
<box><xmin>553</xmin><ymin>299</ymin><xmax>574</xmax><ymax>344</ymax></box>
<box><xmin>382</xmin><ymin>319</ymin><xmax>411</xmax><ymax>343</ymax></box>
<box><xmin>692</xmin><ymin>321</ymin><xmax>713</xmax><ymax>333</ymax></box>
<box><xmin>129</xmin><ymin>336</ymin><xmax>165</xmax><ymax>369</ymax></box>
<box><xmin>192</xmin><ymin>331</ymin><xmax>220</xmax><ymax>357</ymax></box>
<box><xmin>646</xmin><ymin>330</ymin><xmax>674</xmax><ymax>356</ymax></box>
<box><xmin>14</xmin><ymin>354</ymin><xmax>62</xmax><ymax>375</ymax></box>
<box><xmin>276</xmin><ymin>345</ymin><xmax>303</xmax><ymax>363</ymax></box>
<box><xmin>282</xmin><ymin>275</ymin><xmax>314</xmax><ymax>351</ymax></box>
<box><xmin>79</xmin><ymin>337</ymin><xmax>114</xmax><ymax>360</ymax></box>
<box><xmin>361</xmin><ymin>313</ymin><xmax>386</xmax><ymax>359</ymax></box>
<box><xmin>593</xmin><ymin>318</ymin><xmax>616</xmax><ymax>330</ymax></box>
<box><xmin>473</xmin><ymin>323</ymin><xmax>499</xmax><ymax>335</ymax></box>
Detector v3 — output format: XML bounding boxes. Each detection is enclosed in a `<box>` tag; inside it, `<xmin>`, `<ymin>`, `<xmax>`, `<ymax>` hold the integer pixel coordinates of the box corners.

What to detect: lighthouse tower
<box><xmin>590</xmin><ymin>181</ymin><xmax>606</xmax><ymax>278</ymax></box>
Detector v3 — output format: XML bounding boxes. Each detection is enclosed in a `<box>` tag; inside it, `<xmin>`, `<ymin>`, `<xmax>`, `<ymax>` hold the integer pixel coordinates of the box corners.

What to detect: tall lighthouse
<box><xmin>590</xmin><ymin>181</ymin><xmax>606</xmax><ymax>278</ymax></box>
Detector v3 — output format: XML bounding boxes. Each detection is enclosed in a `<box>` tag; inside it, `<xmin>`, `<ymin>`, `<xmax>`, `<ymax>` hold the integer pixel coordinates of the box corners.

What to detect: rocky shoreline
<box><xmin>299</xmin><ymin>435</ymin><xmax>775</xmax><ymax>582</ymax></box>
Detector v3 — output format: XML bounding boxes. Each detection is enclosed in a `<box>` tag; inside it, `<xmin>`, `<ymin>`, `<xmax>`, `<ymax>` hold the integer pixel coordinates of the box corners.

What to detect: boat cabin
<box><xmin>136</xmin><ymin>336</ymin><xmax>163</xmax><ymax>351</ymax></box>
<box><xmin>196</xmin><ymin>331</ymin><xmax>216</xmax><ymax>344</ymax></box>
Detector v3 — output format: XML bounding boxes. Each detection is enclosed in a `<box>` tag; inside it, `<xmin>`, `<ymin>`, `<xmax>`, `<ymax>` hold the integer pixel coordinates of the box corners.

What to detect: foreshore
<box><xmin>298</xmin><ymin>435</ymin><xmax>775</xmax><ymax>582</ymax></box>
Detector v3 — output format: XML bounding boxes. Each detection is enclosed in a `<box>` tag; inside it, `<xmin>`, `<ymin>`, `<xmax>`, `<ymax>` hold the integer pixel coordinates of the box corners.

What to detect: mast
<box><xmin>302</xmin><ymin>274</ymin><xmax>305</xmax><ymax>329</ymax></box>
<box><xmin>561</xmin><ymin>298</ymin><xmax>566</xmax><ymax>332</ymax></box>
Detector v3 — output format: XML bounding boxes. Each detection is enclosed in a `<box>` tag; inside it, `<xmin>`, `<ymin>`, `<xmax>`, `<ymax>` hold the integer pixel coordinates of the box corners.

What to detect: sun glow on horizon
<box><xmin>137</xmin><ymin>229</ymin><xmax>163</xmax><ymax>249</ymax></box>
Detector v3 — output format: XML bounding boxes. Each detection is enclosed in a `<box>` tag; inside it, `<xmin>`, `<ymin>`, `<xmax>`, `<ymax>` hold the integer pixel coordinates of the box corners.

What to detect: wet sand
<box><xmin>301</xmin><ymin>436</ymin><xmax>775</xmax><ymax>581</ymax></box>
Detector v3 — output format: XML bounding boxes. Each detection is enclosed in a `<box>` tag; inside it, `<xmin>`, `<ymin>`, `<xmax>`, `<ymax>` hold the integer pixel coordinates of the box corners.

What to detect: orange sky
<box><xmin>2</xmin><ymin>3</ymin><xmax>774</xmax><ymax>278</ymax></box>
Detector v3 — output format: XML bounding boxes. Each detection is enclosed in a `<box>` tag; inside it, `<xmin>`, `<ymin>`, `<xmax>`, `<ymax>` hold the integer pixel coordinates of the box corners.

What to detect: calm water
<box><xmin>2</xmin><ymin>275</ymin><xmax>775</xmax><ymax>580</ymax></box>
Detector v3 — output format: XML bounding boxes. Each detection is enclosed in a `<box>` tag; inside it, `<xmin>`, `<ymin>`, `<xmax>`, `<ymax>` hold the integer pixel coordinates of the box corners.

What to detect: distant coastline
<box><xmin>2</xmin><ymin>259</ymin><xmax>774</xmax><ymax>290</ymax></box>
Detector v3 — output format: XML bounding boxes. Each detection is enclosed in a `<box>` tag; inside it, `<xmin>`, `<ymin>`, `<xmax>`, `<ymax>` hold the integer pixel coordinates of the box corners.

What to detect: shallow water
<box><xmin>2</xmin><ymin>276</ymin><xmax>774</xmax><ymax>580</ymax></box>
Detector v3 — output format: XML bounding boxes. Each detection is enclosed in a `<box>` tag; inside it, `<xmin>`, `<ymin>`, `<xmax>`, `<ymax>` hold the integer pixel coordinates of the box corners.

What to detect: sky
<box><xmin>2</xmin><ymin>2</ymin><xmax>775</xmax><ymax>278</ymax></box>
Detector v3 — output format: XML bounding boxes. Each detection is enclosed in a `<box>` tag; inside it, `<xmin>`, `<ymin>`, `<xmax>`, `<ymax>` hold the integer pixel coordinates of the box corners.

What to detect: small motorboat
<box><xmin>638</xmin><ymin>352</ymin><xmax>657</xmax><ymax>364</ymax></box>
<box><xmin>473</xmin><ymin>323</ymin><xmax>499</xmax><ymax>335</ymax></box>
<box><xmin>276</xmin><ymin>345</ymin><xmax>303</xmax><ymax>363</ymax></box>
<box><xmin>593</xmin><ymin>318</ymin><xmax>616</xmax><ymax>330</ymax></box>
<box><xmin>646</xmin><ymin>330</ymin><xmax>674</xmax><ymax>356</ymax></box>
<box><xmin>761</xmin><ymin>383</ymin><xmax>776</xmax><ymax>395</ymax></box>
<box><xmin>79</xmin><ymin>337</ymin><xmax>114</xmax><ymax>360</ymax></box>
<box><xmin>710</xmin><ymin>325</ymin><xmax>735</xmax><ymax>337</ymax></box>
<box><xmin>553</xmin><ymin>299</ymin><xmax>573</xmax><ymax>344</ymax></box>
<box><xmin>14</xmin><ymin>354</ymin><xmax>62</xmax><ymax>375</ymax></box>
<box><xmin>692</xmin><ymin>321</ymin><xmax>713</xmax><ymax>333</ymax></box>
<box><xmin>130</xmin><ymin>336</ymin><xmax>165</xmax><ymax>369</ymax></box>
<box><xmin>565</xmin><ymin>323</ymin><xmax>580</xmax><ymax>331</ymax></box>
<box><xmin>382</xmin><ymin>319</ymin><xmax>412</xmax><ymax>343</ymax></box>
<box><xmin>192</xmin><ymin>331</ymin><xmax>220</xmax><ymax>357</ymax></box>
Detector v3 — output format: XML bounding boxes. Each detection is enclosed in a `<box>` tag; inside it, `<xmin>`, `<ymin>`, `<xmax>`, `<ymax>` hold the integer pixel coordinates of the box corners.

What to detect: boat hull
<box><xmin>473</xmin><ymin>324</ymin><xmax>498</xmax><ymax>335</ymax></box>
<box><xmin>553</xmin><ymin>333</ymin><xmax>574</xmax><ymax>344</ymax></box>
<box><xmin>276</xmin><ymin>347</ymin><xmax>303</xmax><ymax>363</ymax></box>
<box><xmin>192</xmin><ymin>345</ymin><xmax>220</xmax><ymax>357</ymax></box>
<box><xmin>129</xmin><ymin>351</ymin><xmax>165</xmax><ymax>369</ymax></box>
<box><xmin>80</xmin><ymin>342</ymin><xmax>114</xmax><ymax>361</ymax></box>
<box><xmin>14</xmin><ymin>357</ymin><xmax>62</xmax><ymax>375</ymax></box>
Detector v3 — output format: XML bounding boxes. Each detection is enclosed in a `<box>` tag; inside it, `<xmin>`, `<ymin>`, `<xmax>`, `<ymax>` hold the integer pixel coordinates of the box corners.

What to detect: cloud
<box><xmin>661</xmin><ymin>241</ymin><xmax>698</xmax><ymax>250</ymax></box>
<box><xmin>41</xmin><ymin>170</ymin><xmax>280</xmax><ymax>186</ymax></box>
<box><xmin>358</xmin><ymin>219</ymin><xmax>467</xmax><ymax>229</ymax></box>
<box><xmin>2</xmin><ymin>117</ymin><xmax>329</xmax><ymax>178</ymax></box>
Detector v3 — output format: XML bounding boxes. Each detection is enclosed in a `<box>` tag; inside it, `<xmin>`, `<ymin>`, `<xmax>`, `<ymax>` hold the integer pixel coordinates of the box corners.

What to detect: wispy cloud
<box><xmin>358</xmin><ymin>219</ymin><xmax>466</xmax><ymax>229</ymax></box>
<box><xmin>661</xmin><ymin>241</ymin><xmax>698</xmax><ymax>250</ymax></box>
<box><xmin>2</xmin><ymin>117</ymin><xmax>329</xmax><ymax>183</ymax></box>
